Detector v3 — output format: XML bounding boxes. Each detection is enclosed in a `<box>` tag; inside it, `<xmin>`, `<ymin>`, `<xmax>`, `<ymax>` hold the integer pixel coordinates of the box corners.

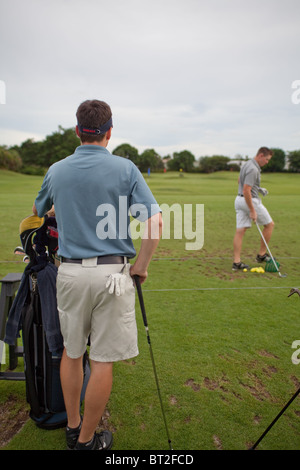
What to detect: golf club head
<box><xmin>14</xmin><ymin>246</ymin><xmax>26</xmax><ymax>255</ymax></box>
<box><xmin>279</xmin><ymin>273</ymin><xmax>287</xmax><ymax>278</ymax></box>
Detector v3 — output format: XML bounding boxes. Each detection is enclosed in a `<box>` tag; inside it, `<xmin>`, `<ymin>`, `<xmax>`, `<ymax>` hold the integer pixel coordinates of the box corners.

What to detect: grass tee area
<box><xmin>0</xmin><ymin>169</ymin><xmax>299</xmax><ymax>450</ymax></box>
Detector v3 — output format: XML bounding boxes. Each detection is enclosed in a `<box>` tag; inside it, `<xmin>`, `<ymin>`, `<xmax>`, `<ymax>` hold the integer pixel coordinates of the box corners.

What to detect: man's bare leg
<box><xmin>233</xmin><ymin>227</ymin><xmax>247</xmax><ymax>263</ymax></box>
<box><xmin>78</xmin><ymin>360</ymin><xmax>113</xmax><ymax>443</ymax></box>
<box><xmin>60</xmin><ymin>350</ymin><xmax>113</xmax><ymax>444</ymax></box>
<box><xmin>60</xmin><ymin>349</ymin><xmax>83</xmax><ymax>429</ymax></box>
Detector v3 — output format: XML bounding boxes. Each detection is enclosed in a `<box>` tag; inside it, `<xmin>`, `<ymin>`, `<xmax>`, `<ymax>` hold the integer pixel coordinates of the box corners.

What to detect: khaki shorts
<box><xmin>235</xmin><ymin>196</ymin><xmax>272</xmax><ymax>229</ymax></box>
<box><xmin>56</xmin><ymin>260</ymin><xmax>138</xmax><ymax>362</ymax></box>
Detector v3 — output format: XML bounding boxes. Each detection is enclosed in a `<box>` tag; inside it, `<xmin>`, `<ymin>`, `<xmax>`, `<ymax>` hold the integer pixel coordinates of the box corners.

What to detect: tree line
<box><xmin>1</xmin><ymin>126</ymin><xmax>300</xmax><ymax>174</ymax></box>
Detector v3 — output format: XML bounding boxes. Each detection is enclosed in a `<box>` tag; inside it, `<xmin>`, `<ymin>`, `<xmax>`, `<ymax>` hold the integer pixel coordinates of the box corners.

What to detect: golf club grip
<box><xmin>134</xmin><ymin>275</ymin><xmax>148</xmax><ymax>327</ymax></box>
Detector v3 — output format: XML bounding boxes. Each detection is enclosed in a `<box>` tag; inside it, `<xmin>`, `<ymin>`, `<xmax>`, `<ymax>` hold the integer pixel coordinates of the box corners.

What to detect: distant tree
<box><xmin>0</xmin><ymin>146</ymin><xmax>22</xmax><ymax>171</ymax></box>
<box><xmin>42</xmin><ymin>126</ymin><xmax>78</xmax><ymax>166</ymax></box>
<box><xmin>287</xmin><ymin>150</ymin><xmax>300</xmax><ymax>172</ymax></box>
<box><xmin>112</xmin><ymin>143</ymin><xmax>139</xmax><ymax>165</ymax></box>
<box><xmin>12</xmin><ymin>126</ymin><xmax>78</xmax><ymax>170</ymax></box>
<box><xmin>138</xmin><ymin>148</ymin><xmax>163</xmax><ymax>172</ymax></box>
<box><xmin>12</xmin><ymin>139</ymin><xmax>44</xmax><ymax>166</ymax></box>
<box><xmin>168</xmin><ymin>150</ymin><xmax>195</xmax><ymax>172</ymax></box>
<box><xmin>199</xmin><ymin>155</ymin><xmax>230</xmax><ymax>173</ymax></box>
<box><xmin>262</xmin><ymin>148</ymin><xmax>286</xmax><ymax>172</ymax></box>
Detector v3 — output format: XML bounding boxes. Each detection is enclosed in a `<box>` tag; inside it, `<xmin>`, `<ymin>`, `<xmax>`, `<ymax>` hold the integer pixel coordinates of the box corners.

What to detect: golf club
<box><xmin>255</xmin><ymin>221</ymin><xmax>287</xmax><ymax>278</ymax></box>
<box><xmin>250</xmin><ymin>386</ymin><xmax>300</xmax><ymax>450</ymax></box>
<box><xmin>14</xmin><ymin>246</ymin><xmax>29</xmax><ymax>263</ymax></box>
<box><xmin>134</xmin><ymin>275</ymin><xmax>173</xmax><ymax>451</ymax></box>
<box><xmin>250</xmin><ymin>288</ymin><xmax>299</xmax><ymax>449</ymax></box>
<box><xmin>14</xmin><ymin>246</ymin><xmax>26</xmax><ymax>255</ymax></box>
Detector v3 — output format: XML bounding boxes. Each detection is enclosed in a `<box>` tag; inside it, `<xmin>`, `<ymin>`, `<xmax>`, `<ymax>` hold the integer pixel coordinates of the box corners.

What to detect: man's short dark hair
<box><xmin>76</xmin><ymin>100</ymin><xmax>112</xmax><ymax>143</ymax></box>
<box><xmin>256</xmin><ymin>147</ymin><xmax>273</xmax><ymax>157</ymax></box>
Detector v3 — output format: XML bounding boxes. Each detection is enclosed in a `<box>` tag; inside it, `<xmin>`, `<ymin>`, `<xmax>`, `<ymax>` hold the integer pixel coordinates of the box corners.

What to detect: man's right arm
<box><xmin>243</xmin><ymin>184</ymin><xmax>257</xmax><ymax>221</ymax></box>
<box><xmin>32</xmin><ymin>170</ymin><xmax>54</xmax><ymax>217</ymax></box>
<box><xmin>130</xmin><ymin>212</ymin><xmax>163</xmax><ymax>284</ymax></box>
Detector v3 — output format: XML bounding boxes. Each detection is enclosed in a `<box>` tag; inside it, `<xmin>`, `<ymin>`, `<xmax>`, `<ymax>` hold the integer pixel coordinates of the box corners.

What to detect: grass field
<box><xmin>0</xmin><ymin>168</ymin><xmax>299</xmax><ymax>450</ymax></box>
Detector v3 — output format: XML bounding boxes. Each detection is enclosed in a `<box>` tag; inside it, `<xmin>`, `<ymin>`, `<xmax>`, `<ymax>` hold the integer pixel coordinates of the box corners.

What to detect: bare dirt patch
<box><xmin>253</xmin><ymin>415</ymin><xmax>262</xmax><ymax>424</ymax></box>
<box><xmin>0</xmin><ymin>395</ymin><xmax>29</xmax><ymax>448</ymax></box>
<box><xmin>262</xmin><ymin>365</ymin><xmax>278</xmax><ymax>376</ymax></box>
<box><xmin>169</xmin><ymin>395</ymin><xmax>178</xmax><ymax>406</ymax></box>
<box><xmin>184</xmin><ymin>378</ymin><xmax>200</xmax><ymax>391</ymax></box>
<box><xmin>213</xmin><ymin>434</ymin><xmax>223</xmax><ymax>450</ymax></box>
<box><xmin>239</xmin><ymin>373</ymin><xmax>273</xmax><ymax>401</ymax></box>
<box><xmin>97</xmin><ymin>408</ymin><xmax>117</xmax><ymax>434</ymax></box>
<box><xmin>258</xmin><ymin>350</ymin><xmax>280</xmax><ymax>360</ymax></box>
<box><xmin>291</xmin><ymin>375</ymin><xmax>300</xmax><ymax>389</ymax></box>
<box><xmin>203</xmin><ymin>377</ymin><xmax>220</xmax><ymax>390</ymax></box>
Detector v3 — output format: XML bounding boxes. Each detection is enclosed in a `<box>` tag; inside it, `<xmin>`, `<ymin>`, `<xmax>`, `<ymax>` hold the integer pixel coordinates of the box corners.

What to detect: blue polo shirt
<box><xmin>34</xmin><ymin>145</ymin><xmax>160</xmax><ymax>259</ymax></box>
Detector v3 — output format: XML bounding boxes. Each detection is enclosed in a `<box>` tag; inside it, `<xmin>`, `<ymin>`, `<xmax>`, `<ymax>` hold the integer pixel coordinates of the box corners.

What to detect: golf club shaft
<box><xmin>255</xmin><ymin>221</ymin><xmax>282</xmax><ymax>276</ymax></box>
<box><xmin>134</xmin><ymin>275</ymin><xmax>173</xmax><ymax>451</ymax></box>
<box><xmin>250</xmin><ymin>387</ymin><xmax>300</xmax><ymax>450</ymax></box>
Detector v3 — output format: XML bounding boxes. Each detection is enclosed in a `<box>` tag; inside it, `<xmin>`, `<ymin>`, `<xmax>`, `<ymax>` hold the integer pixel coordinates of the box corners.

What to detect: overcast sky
<box><xmin>1</xmin><ymin>0</ymin><xmax>300</xmax><ymax>159</ymax></box>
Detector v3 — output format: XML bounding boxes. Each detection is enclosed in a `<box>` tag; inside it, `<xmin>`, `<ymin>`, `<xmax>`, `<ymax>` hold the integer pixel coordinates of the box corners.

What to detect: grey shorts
<box><xmin>56</xmin><ymin>260</ymin><xmax>139</xmax><ymax>362</ymax></box>
<box><xmin>235</xmin><ymin>196</ymin><xmax>272</xmax><ymax>229</ymax></box>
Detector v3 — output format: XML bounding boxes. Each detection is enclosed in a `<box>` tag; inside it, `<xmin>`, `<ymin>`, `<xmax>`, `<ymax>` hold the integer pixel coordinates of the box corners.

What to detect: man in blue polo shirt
<box><xmin>33</xmin><ymin>99</ymin><xmax>162</xmax><ymax>450</ymax></box>
<box><xmin>232</xmin><ymin>147</ymin><xmax>274</xmax><ymax>270</ymax></box>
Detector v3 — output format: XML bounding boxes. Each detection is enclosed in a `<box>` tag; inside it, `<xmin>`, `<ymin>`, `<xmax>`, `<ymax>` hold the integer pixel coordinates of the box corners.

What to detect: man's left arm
<box><xmin>32</xmin><ymin>203</ymin><xmax>38</xmax><ymax>215</ymax></box>
<box><xmin>32</xmin><ymin>171</ymin><xmax>54</xmax><ymax>217</ymax></box>
<box><xmin>32</xmin><ymin>202</ymin><xmax>55</xmax><ymax>217</ymax></box>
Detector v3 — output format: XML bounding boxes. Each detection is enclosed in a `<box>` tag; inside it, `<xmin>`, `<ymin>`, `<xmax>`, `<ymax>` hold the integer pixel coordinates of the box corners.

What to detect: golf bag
<box><xmin>22</xmin><ymin>273</ymin><xmax>90</xmax><ymax>429</ymax></box>
<box><xmin>5</xmin><ymin>214</ymin><xmax>90</xmax><ymax>429</ymax></box>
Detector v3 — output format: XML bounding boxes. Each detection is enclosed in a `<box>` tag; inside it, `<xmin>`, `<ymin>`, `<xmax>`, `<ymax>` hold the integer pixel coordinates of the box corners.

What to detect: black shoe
<box><xmin>232</xmin><ymin>261</ymin><xmax>249</xmax><ymax>271</ymax></box>
<box><xmin>75</xmin><ymin>431</ymin><xmax>113</xmax><ymax>450</ymax></box>
<box><xmin>256</xmin><ymin>253</ymin><xmax>270</xmax><ymax>263</ymax></box>
<box><xmin>66</xmin><ymin>417</ymin><xmax>82</xmax><ymax>450</ymax></box>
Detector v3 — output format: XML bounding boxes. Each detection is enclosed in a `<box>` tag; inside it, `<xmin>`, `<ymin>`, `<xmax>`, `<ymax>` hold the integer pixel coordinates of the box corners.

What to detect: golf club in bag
<box><xmin>255</xmin><ymin>221</ymin><xmax>287</xmax><ymax>278</ymax></box>
<box><xmin>134</xmin><ymin>275</ymin><xmax>173</xmax><ymax>450</ymax></box>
